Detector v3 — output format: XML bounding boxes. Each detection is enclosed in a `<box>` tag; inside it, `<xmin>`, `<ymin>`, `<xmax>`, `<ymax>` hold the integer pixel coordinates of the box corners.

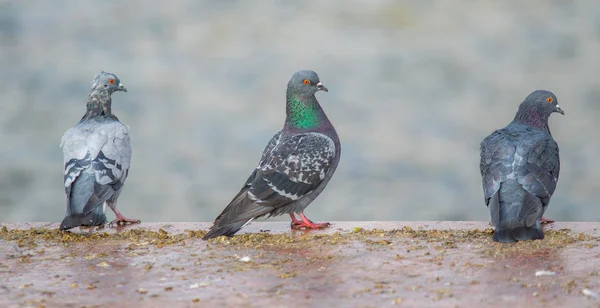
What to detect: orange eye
<box><xmin>303</xmin><ymin>79</ymin><xmax>309</xmax><ymax>85</ymax></box>
<box><xmin>109</xmin><ymin>79</ymin><xmax>115</xmax><ymax>85</ymax></box>
<box><xmin>546</xmin><ymin>97</ymin><xmax>553</xmax><ymax>103</ymax></box>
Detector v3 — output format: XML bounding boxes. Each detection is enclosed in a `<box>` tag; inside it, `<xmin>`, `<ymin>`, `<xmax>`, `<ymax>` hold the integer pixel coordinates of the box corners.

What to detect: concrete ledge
<box><xmin>1</xmin><ymin>222</ymin><xmax>599</xmax><ymax>307</ymax></box>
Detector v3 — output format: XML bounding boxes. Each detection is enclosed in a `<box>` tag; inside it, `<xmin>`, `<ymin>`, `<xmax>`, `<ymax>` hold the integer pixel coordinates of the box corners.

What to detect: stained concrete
<box><xmin>0</xmin><ymin>221</ymin><xmax>599</xmax><ymax>307</ymax></box>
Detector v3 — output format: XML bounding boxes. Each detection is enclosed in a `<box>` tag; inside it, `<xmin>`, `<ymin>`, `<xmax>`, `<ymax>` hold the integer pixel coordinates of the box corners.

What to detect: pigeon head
<box><xmin>92</xmin><ymin>71</ymin><xmax>127</xmax><ymax>94</ymax></box>
<box><xmin>83</xmin><ymin>71</ymin><xmax>127</xmax><ymax>120</ymax></box>
<box><xmin>284</xmin><ymin>70</ymin><xmax>330</xmax><ymax>130</ymax></box>
<box><xmin>287</xmin><ymin>70</ymin><xmax>328</xmax><ymax>97</ymax></box>
<box><xmin>521</xmin><ymin>90</ymin><xmax>563</xmax><ymax>116</ymax></box>
<box><xmin>513</xmin><ymin>90</ymin><xmax>564</xmax><ymax>129</ymax></box>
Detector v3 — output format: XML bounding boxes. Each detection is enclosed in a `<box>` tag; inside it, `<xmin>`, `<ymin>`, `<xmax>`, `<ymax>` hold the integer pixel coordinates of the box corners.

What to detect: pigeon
<box><xmin>59</xmin><ymin>71</ymin><xmax>140</xmax><ymax>231</ymax></box>
<box><xmin>203</xmin><ymin>70</ymin><xmax>341</xmax><ymax>239</ymax></box>
<box><xmin>480</xmin><ymin>90</ymin><xmax>564</xmax><ymax>243</ymax></box>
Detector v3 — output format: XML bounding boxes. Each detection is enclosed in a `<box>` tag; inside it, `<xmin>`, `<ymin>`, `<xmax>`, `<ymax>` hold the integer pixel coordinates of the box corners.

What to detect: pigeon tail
<box><xmin>202</xmin><ymin>220</ymin><xmax>250</xmax><ymax>239</ymax></box>
<box><xmin>492</xmin><ymin>180</ymin><xmax>545</xmax><ymax>243</ymax></box>
<box><xmin>203</xmin><ymin>190</ymin><xmax>272</xmax><ymax>240</ymax></box>
<box><xmin>60</xmin><ymin>170</ymin><xmax>112</xmax><ymax>230</ymax></box>
<box><xmin>493</xmin><ymin>225</ymin><xmax>544</xmax><ymax>243</ymax></box>
<box><xmin>59</xmin><ymin>205</ymin><xmax>106</xmax><ymax>231</ymax></box>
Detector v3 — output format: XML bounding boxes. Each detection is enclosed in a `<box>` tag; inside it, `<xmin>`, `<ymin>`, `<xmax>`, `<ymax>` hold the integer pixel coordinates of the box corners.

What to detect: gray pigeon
<box><xmin>203</xmin><ymin>70</ymin><xmax>341</xmax><ymax>239</ymax></box>
<box><xmin>480</xmin><ymin>90</ymin><xmax>563</xmax><ymax>243</ymax></box>
<box><xmin>59</xmin><ymin>71</ymin><xmax>140</xmax><ymax>231</ymax></box>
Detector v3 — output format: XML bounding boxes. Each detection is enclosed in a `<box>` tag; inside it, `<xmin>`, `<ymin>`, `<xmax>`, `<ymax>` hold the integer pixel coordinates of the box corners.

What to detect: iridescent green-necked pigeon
<box><xmin>204</xmin><ymin>70</ymin><xmax>341</xmax><ymax>239</ymax></box>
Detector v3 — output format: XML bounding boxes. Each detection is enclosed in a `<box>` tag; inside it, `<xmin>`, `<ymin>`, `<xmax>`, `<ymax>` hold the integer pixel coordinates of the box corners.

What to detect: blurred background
<box><xmin>1</xmin><ymin>1</ymin><xmax>599</xmax><ymax>223</ymax></box>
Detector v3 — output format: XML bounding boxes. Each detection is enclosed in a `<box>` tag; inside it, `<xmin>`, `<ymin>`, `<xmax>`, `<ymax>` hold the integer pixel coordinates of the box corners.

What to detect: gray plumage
<box><xmin>480</xmin><ymin>90</ymin><xmax>564</xmax><ymax>243</ymax></box>
<box><xmin>59</xmin><ymin>71</ymin><xmax>138</xmax><ymax>230</ymax></box>
<box><xmin>203</xmin><ymin>70</ymin><xmax>341</xmax><ymax>239</ymax></box>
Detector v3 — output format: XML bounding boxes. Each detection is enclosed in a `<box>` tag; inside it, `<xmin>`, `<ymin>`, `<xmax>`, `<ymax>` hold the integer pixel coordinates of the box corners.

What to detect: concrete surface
<box><xmin>1</xmin><ymin>221</ymin><xmax>599</xmax><ymax>307</ymax></box>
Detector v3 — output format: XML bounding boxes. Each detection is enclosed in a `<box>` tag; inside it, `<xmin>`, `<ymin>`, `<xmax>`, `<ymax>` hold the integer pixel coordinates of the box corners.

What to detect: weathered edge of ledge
<box><xmin>1</xmin><ymin>221</ymin><xmax>599</xmax><ymax>307</ymax></box>
<box><xmin>1</xmin><ymin>221</ymin><xmax>598</xmax><ymax>236</ymax></box>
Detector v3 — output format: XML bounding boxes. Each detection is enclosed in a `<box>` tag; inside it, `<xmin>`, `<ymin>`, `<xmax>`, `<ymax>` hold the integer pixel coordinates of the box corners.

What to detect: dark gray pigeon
<box><xmin>203</xmin><ymin>70</ymin><xmax>341</xmax><ymax>239</ymax></box>
<box><xmin>59</xmin><ymin>71</ymin><xmax>140</xmax><ymax>231</ymax></box>
<box><xmin>480</xmin><ymin>90</ymin><xmax>563</xmax><ymax>243</ymax></box>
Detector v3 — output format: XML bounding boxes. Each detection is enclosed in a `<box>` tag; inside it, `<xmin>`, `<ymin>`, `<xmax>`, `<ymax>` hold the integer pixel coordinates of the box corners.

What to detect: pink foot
<box><xmin>290</xmin><ymin>213</ymin><xmax>302</xmax><ymax>229</ymax></box>
<box><xmin>109</xmin><ymin>217</ymin><xmax>141</xmax><ymax>227</ymax></box>
<box><xmin>290</xmin><ymin>213</ymin><xmax>330</xmax><ymax>230</ymax></box>
<box><xmin>109</xmin><ymin>209</ymin><xmax>141</xmax><ymax>227</ymax></box>
<box><xmin>541</xmin><ymin>217</ymin><xmax>555</xmax><ymax>224</ymax></box>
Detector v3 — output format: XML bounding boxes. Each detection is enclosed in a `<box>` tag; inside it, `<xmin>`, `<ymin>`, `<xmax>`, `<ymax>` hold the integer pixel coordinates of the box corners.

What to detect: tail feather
<box><xmin>202</xmin><ymin>220</ymin><xmax>252</xmax><ymax>239</ymax></box>
<box><xmin>491</xmin><ymin>180</ymin><xmax>546</xmax><ymax>243</ymax></box>
<box><xmin>493</xmin><ymin>225</ymin><xmax>544</xmax><ymax>243</ymax></box>
<box><xmin>203</xmin><ymin>189</ymin><xmax>272</xmax><ymax>240</ymax></box>
<box><xmin>60</xmin><ymin>171</ymin><xmax>109</xmax><ymax>231</ymax></box>
<box><xmin>60</xmin><ymin>204</ymin><xmax>106</xmax><ymax>231</ymax></box>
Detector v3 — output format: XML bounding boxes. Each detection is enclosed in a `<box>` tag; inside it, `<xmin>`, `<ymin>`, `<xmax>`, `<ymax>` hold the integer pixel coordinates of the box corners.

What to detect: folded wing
<box><xmin>204</xmin><ymin>132</ymin><xmax>336</xmax><ymax>238</ymax></box>
<box><xmin>60</xmin><ymin>121</ymin><xmax>131</xmax><ymax>228</ymax></box>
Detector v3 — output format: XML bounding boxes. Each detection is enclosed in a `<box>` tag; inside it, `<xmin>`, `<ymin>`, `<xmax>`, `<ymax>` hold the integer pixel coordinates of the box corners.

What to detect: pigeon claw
<box><xmin>540</xmin><ymin>217</ymin><xmax>555</xmax><ymax>224</ymax></box>
<box><xmin>289</xmin><ymin>213</ymin><xmax>331</xmax><ymax>230</ymax></box>
<box><xmin>291</xmin><ymin>221</ymin><xmax>331</xmax><ymax>230</ymax></box>
<box><xmin>108</xmin><ymin>218</ymin><xmax>141</xmax><ymax>227</ymax></box>
<box><xmin>108</xmin><ymin>208</ymin><xmax>141</xmax><ymax>228</ymax></box>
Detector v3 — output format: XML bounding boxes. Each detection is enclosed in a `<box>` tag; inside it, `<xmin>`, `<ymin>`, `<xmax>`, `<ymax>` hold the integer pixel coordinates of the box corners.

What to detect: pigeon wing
<box><xmin>216</xmin><ymin>131</ymin><xmax>336</xmax><ymax>224</ymax></box>
<box><xmin>61</xmin><ymin>121</ymin><xmax>131</xmax><ymax>215</ymax></box>
<box><xmin>480</xmin><ymin>129</ymin><xmax>514</xmax><ymax>205</ymax></box>
<box><xmin>249</xmin><ymin>132</ymin><xmax>336</xmax><ymax>208</ymax></box>
<box><xmin>480</xmin><ymin>127</ymin><xmax>560</xmax><ymax>209</ymax></box>
<box><xmin>515</xmin><ymin>134</ymin><xmax>560</xmax><ymax>209</ymax></box>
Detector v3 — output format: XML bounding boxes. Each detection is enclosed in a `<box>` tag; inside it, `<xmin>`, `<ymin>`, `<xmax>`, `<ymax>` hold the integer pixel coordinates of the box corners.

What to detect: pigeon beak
<box><xmin>555</xmin><ymin>105</ymin><xmax>564</xmax><ymax>115</ymax></box>
<box><xmin>316</xmin><ymin>82</ymin><xmax>328</xmax><ymax>92</ymax></box>
<box><xmin>117</xmin><ymin>83</ymin><xmax>127</xmax><ymax>92</ymax></box>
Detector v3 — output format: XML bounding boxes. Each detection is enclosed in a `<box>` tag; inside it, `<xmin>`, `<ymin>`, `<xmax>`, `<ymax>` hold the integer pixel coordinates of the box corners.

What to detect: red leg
<box><xmin>541</xmin><ymin>217</ymin><xmax>555</xmax><ymax>224</ymax></box>
<box><xmin>290</xmin><ymin>213</ymin><xmax>303</xmax><ymax>229</ymax></box>
<box><xmin>290</xmin><ymin>213</ymin><xmax>330</xmax><ymax>230</ymax></box>
<box><xmin>108</xmin><ymin>207</ymin><xmax>141</xmax><ymax>227</ymax></box>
